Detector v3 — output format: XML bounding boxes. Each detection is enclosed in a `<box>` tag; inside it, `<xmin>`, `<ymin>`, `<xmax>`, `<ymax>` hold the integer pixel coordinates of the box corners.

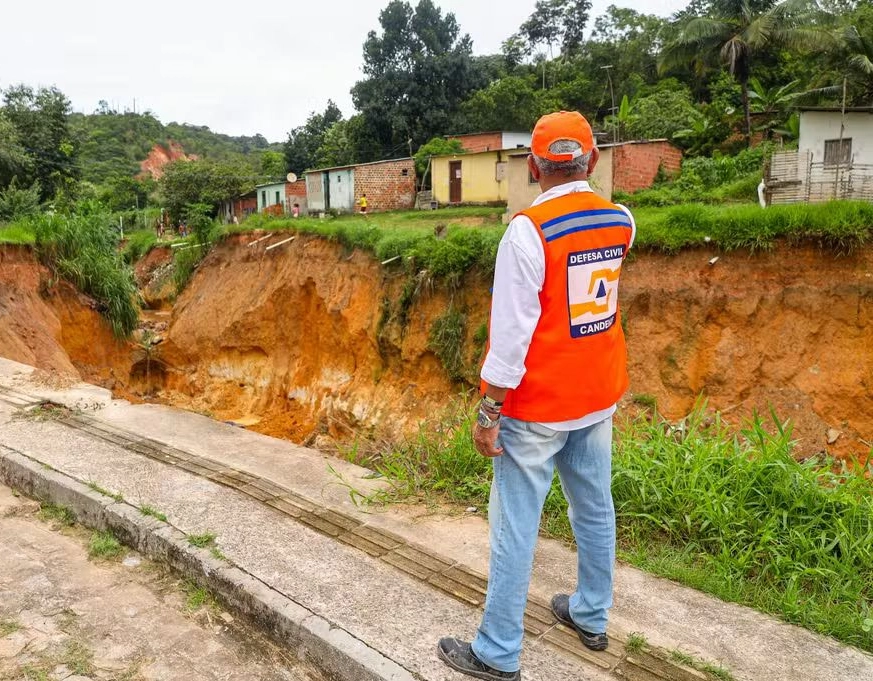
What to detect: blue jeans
<box><xmin>471</xmin><ymin>416</ymin><xmax>616</xmax><ymax>672</ymax></box>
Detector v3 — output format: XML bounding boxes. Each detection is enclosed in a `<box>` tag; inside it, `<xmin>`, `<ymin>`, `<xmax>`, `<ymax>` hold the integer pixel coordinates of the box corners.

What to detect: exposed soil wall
<box><xmin>1</xmin><ymin>237</ymin><xmax>871</xmax><ymax>459</ymax></box>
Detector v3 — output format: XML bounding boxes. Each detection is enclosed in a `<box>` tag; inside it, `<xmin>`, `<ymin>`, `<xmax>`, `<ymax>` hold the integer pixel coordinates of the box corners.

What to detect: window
<box><xmin>276</xmin><ymin>191</ymin><xmax>281</xmax><ymax>205</ymax></box>
<box><xmin>401</xmin><ymin>168</ymin><xmax>409</xmax><ymax>176</ymax></box>
<box><xmin>261</xmin><ymin>190</ymin><xmax>266</xmax><ymax>206</ymax></box>
<box><xmin>824</xmin><ymin>138</ymin><xmax>852</xmax><ymax>167</ymax></box>
<box><xmin>528</xmin><ymin>170</ymin><xmax>537</xmax><ymax>185</ymax></box>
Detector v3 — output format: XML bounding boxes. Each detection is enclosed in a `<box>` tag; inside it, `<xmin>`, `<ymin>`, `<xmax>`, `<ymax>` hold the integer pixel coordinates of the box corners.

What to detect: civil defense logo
<box><xmin>566</xmin><ymin>244</ymin><xmax>625</xmax><ymax>338</ymax></box>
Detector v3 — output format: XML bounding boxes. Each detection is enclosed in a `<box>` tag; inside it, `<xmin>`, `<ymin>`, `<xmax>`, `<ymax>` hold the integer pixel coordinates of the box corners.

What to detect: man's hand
<box><xmin>473</xmin><ymin>422</ymin><xmax>504</xmax><ymax>458</ymax></box>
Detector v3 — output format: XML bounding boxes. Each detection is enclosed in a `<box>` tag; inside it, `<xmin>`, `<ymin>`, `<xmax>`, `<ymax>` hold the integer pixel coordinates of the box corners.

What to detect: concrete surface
<box><xmin>0</xmin><ymin>481</ymin><xmax>324</xmax><ymax>681</ymax></box>
<box><xmin>1</xmin><ymin>357</ymin><xmax>872</xmax><ymax>681</ymax></box>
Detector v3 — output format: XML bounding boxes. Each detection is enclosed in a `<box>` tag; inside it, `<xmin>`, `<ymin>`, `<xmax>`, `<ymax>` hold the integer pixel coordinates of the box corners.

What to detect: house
<box><xmin>433</xmin><ymin>139</ymin><xmax>680</xmax><ymax>215</ymax></box>
<box><xmin>305</xmin><ymin>158</ymin><xmax>416</xmax><ymax>214</ymax></box>
<box><xmin>766</xmin><ymin>107</ymin><xmax>873</xmax><ymax>204</ymax></box>
<box><xmin>256</xmin><ymin>181</ymin><xmax>288</xmax><ymax>213</ymax></box>
<box><xmin>219</xmin><ymin>190</ymin><xmax>257</xmax><ymax>223</ymax></box>
<box><xmin>447</xmin><ymin>131</ymin><xmax>532</xmax><ymax>153</ymax></box>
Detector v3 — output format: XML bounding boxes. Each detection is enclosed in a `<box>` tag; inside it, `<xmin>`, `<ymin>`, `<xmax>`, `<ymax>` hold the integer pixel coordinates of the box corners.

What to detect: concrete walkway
<box><xmin>0</xmin><ymin>357</ymin><xmax>871</xmax><ymax>681</ymax></box>
<box><xmin>0</xmin><ymin>484</ymin><xmax>324</xmax><ymax>681</ymax></box>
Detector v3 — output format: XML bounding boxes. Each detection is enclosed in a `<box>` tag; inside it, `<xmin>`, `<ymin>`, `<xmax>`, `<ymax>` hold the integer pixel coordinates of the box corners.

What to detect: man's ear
<box><xmin>587</xmin><ymin>147</ymin><xmax>600</xmax><ymax>175</ymax></box>
<box><xmin>527</xmin><ymin>155</ymin><xmax>540</xmax><ymax>182</ymax></box>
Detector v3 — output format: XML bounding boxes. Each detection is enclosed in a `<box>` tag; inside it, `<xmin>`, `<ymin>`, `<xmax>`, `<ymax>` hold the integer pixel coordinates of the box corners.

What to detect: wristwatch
<box><xmin>477</xmin><ymin>409</ymin><xmax>500</xmax><ymax>429</ymax></box>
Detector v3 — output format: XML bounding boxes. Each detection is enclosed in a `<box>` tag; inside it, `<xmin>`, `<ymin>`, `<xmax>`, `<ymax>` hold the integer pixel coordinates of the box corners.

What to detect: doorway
<box><xmin>449</xmin><ymin>161</ymin><xmax>462</xmax><ymax>203</ymax></box>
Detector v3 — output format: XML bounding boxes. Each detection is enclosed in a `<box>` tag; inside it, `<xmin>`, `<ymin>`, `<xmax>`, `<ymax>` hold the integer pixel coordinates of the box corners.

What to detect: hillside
<box><xmin>69</xmin><ymin>110</ymin><xmax>282</xmax><ymax>185</ymax></box>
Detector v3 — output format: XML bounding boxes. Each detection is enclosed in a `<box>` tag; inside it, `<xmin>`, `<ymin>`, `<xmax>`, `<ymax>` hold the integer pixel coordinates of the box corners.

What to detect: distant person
<box><xmin>438</xmin><ymin>111</ymin><xmax>636</xmax><ymax>680</ymax></box>
<box><xmin>232</xmin><ymin>214</ymin><xmax>240</xmax><ymax>226</ymax></box>
<box><xmin>293</xmin><ymin>202</ymin><xmax>300</xmax><ymax>218</ymax></box>
<box><xmin>359</xmin><ymin>194</ymin><xmax>368</xmax><ymax>215</ymax></box>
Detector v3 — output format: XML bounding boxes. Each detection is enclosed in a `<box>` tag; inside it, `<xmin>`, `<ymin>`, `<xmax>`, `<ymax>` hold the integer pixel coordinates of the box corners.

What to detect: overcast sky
<box><xmin>0</xmin><ymin>0</ymin><xmax>688</xmax><ymax>143</ymax></box>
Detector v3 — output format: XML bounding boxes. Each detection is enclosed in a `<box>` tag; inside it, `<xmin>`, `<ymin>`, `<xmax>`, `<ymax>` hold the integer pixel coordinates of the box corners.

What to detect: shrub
<box><xmin>0</xmin><ymin>178</ymin><xmax>41</xmax><ymax>221</ymax></box>
<box><xmin>122</xmin><ymin>230</ymin><xmax>158</xmax><ymax>264</ymax></box>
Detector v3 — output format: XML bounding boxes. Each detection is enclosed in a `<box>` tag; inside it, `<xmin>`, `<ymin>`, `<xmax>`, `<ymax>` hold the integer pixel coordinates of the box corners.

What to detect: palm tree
<box><xmin>842</xmin><ymin>24</ymin><xmax>873</xmax><ymax>102</ymax></box>
<box><xmin>661</xmin><ymin>0</ymin><xmax>832</xmax><ymax>145</ymax></box>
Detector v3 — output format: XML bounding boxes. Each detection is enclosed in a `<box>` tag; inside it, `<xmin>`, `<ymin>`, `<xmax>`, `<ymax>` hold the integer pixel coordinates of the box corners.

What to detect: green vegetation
<box><xmin>625</xmin><ymin>632</ymin><xmax>647</xmax><ymax>653</ymax></box>
<box><xmin>140</xmin><ymin>505</ymin><xmax>168</xmax><ymax>523</ymax></box>
<box><xmin>25</xmin><ymin>209</ymin><xmax>139</xmax><ymax>336</ymax></box>
<box><xmin>182</xmin><ymin>580</ymin><xmax>217</xmax><ymax>611</ymax></box>
<box><xmin>63</xmin><ymin>640</ymin><xmax>95</xmax><ymax>676</ymax></box>
<box><xmin>86</xmin><ymin>481</ymin><xmax>124</xmax><ymax>503</ymax></box>
<box><xmin>0</xmin><ymin>618</ymin><xmax>21</xmax><ymax>637</ymax></box>
<box><xmin>121</xmin><ymin>230</ymin><xmax>158</xmax><ymax>264</ymax></box>
<box><xmin>187</xmin><ymin>532</ymin><xmax>218</xmax><ymax>549</ymax></box>
<box><xmin>37</xmin><ymin>502</ymin><xmax>76</xmax><ymax>527</ymax></box>
<box><xmin>88</xmin><ymin>530</ymin><xmax>124</xmax><ymax>560</ymax></box>
<box><xmin>0</xmin><ymin>222</ymin><xmax>35</xmax><ymax>244</ymax></box>
<box><xmin>428</xmin><ymin>307</ymin><xmax>468</xmax><ymax>382</ymax></box>
<box><xmin>350</xmin><ymin>406</ymin><xmax>873</xmax><ymax>651</ymax></box>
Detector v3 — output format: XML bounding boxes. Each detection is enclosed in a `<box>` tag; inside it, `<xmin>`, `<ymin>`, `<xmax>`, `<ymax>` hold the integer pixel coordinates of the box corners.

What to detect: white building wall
<box><xmin>257</xmin><ymin>183</ymin><xmax>287</xmax><ymax>211</ymax></box>
<box><xmin>501</xmin><ymin>132</ymin><xmax>533</xmax><ymax>150</ymax></box>
<box><xmin>328</xmin><ymin>168</ymin><xmax>355</xmax><ymax>212</ymax></box>
<box><xmin>799</xmin><ymin>111</ymin><xmax>873</xmax><ymax>165</ymax></box>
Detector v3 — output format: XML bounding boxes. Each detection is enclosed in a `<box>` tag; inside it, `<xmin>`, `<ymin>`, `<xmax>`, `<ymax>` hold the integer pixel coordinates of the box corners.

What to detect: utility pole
<box><xmin>601</xmin><ymin>65</ymin><xmax>617</xmax><ymax>143</ymax></box>
<box><xmin>834</xmin><ymin>77</ymin><xmax>848</xmax><ymax>200</ymax></box>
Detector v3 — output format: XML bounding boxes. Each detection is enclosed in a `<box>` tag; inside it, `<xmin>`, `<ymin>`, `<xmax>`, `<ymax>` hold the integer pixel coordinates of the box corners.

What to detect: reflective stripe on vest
<box><xmin>497</xmin><ymin>191</ymin><xmax>633</xmax><ymax>423</ymax></box>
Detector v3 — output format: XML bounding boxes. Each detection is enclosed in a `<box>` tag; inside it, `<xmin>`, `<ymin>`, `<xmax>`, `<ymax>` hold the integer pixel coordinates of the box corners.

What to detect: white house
<box><xmin>766</xmin><ymin>107</ymin><xmax>873</xmax><ymax>204</ymax></box>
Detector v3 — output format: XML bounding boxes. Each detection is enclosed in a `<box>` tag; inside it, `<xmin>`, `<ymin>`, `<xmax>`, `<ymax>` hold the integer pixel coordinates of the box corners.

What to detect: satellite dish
<box><xmin>286</xmin><ymin>173</ymin><xmax>298</xmax><ymax>183</ymax></box>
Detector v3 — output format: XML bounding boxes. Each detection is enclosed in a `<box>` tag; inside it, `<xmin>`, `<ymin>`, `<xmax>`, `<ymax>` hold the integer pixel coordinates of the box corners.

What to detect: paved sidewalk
<box><xmin>0</xmin><ymin>484</ymin><xmax>324</xmax><ymax>681</ymax></box>
<box><xmin>1</xmin><ymin>357</ymin><xmax>871</xmax><ymax>681</ymax></box>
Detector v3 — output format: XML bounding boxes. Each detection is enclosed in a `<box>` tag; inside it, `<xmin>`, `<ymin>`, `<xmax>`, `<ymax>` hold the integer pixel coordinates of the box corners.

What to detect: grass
<box><xmin>63</xmin><ymin>640</ymin><xmax>95</xmax><ymax>675</ymax></box>
<box><xmin>428</xmin><ymin>307</ymin><xmax>468</xmax><ymax>382</ymax></box>
<box><xmin>88</xmin><ymin>530</ymin><xmax>124</xmax><ymax>560</ymax></box>
<box><xmin>670</xmin><ymin>650</ymin><xmax>735</xmax><ymax>681</ymax></box>
<box><xmin>625</xmin><ymin>632</ymin><xmax>647</xmax><ymax>653</ymax></box>
<box><xmin>350</xmin><ymin>404</ymin><xmax>873</xmax><ymax>652</ymax></box>
<box><xmin>23</xmin><ymin>210</ymin><xmax>139</xmax><ymax>336</ymax></box>
<box><xmin>187</xmin><ymin>531</ymin><xmax>217</xmax><ymax>548</ymax></box>
<box><xmin>632</xmin><ymin>200</ymin><xmax>873</xmax><ymax>255</ymax></box>
<box><xmin>87</xmin><ymin>481</ymin><xmax>124</xmax><ymax>503</ymax></box>
<box><xmin>0</xmin><ymin>618</ymin><xmax>21</xmax><ymax>637</ymax></box>
<box><xmin>140</xmin><ymin>505</ymin><xmax>168</xmax><ymax>522</ymax></box>
<box><xmin>122</xmin><ymin>229</ymin><xmax>159</xmax><ymax>264</ymax></box>
<box><xmin>631</xmin><ymin>393</ymin><xmax>657</xmax><ymax>410</ymax></box>
<box><xmin>182</xmin><ymin>579</ymin><xmax>217</xmax><ymax>611</ymax></box>
<box><xmin>37</xmin><ymin>502</ymin><xmax>76</xmax><ymax>527</ymax></box>
<box><xmin>0</xmin><ymin>222</ymin><xmax>36</xmax><ymax>245</ymax></box>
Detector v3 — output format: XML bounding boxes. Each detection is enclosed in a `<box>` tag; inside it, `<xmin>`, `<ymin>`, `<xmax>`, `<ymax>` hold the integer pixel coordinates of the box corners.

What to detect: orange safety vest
<box><xmin>495</xmin><ymin>191</ymin><xmax>634</xmax><ymax>423</ymax></box>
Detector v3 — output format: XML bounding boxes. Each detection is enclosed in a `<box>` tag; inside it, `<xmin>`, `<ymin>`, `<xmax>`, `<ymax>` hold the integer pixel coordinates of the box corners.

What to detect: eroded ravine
<box><xmin>1</xmin><ymin>235</ymin><xmax>871</xmax><ymax>460</ymax></box>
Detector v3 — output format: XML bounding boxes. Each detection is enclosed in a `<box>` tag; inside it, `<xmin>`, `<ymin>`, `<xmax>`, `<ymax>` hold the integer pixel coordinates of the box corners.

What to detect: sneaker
<box><xmin>550</xmin><ymin>594</ymin><xmax>609</xmax><ymax>651</ymax></box>
<box><xmin>437</xmin><ymin>638</ymin><xmax>521</xmax><ymax>680</ymax></box>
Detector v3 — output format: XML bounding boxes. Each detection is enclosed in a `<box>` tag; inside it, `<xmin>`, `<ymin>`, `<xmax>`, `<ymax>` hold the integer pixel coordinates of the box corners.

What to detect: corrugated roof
<box><xmin>305</xmin><ymin>157</ymin><xmax>414</xmax><ymax>174</ymax></box>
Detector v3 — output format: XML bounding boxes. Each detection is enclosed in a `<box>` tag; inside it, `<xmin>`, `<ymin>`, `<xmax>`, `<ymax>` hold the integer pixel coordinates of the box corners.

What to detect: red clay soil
<box><xmin>0</xmin><ymin>245</ymin><xmax>133</xmax><ymax>387</ymax></box>
<box><xmin>1</xmin><ymin>237</ymin><xmax>870</xmax><ymax>461</ymax></box>
<box><xmin>139</xmin><ymin>141</ymin><xmax>194</xmax><ymax>180</ymax></box>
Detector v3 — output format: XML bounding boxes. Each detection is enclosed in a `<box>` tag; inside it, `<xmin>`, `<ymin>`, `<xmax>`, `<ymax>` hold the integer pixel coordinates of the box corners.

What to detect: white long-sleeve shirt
<box><xmin>481</xmin><ymin>181</ymin><xmax>636</xmax><ymax>431</ymax></box>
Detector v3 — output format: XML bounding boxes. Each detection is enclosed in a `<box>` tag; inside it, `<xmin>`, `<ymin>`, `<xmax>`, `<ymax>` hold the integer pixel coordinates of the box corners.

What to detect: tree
<box><xmin>661</xmin><ymin>0</ymin><xmax>832</xmax><ymax>145</ymax></box>
<box><xmin>159</xmin><ymin>159</ymin><xmax>253</xmax><ymax>220</ymax></box>
<box><xmin>518</xmin><ymin>0</ymin><xmax>593</xmax><ymax>58</ymax></box>
<box><xmin>2</xmin><ymin>85</ymin><xmax>79</xmax><ymax>201</ymax></box>
<box><xmin>623</xmin><ymin>87</ymin><xmax>703</xmax><ymax>141</ymax></box>
<box><xmin>0</xmin><ymin>177</ymin><xmax>41</xmax><ymax>221</ymax></box>
<box><xmin>460</xmin><ymin>76</ymin><xmax>562</xmax><ymax>132</ymax></box>
<box><xmin>0</xmin><ymin>111</ymin><xmax>31</xmax><ymax>189</ymax></box>
<box><xmin>315</xmin><ymin>121</ymin><xmax>357</xmax><ymax>169</ymax></box>
<box><xmin>351</xmin><ymin>1</ymin><xmax>481</xmax><ymax>160</ymax></box>
<box><xmin>841</xmin><ymin>23</ymin><xmax>873</xmax><ymax>102</ymax></box>
<box><xmin>414</xmin><ymin>137</ymin><xmax>465</xmax><ymax>181</ymax></box>
<box><xmin>284</xmin><ymin>101</ymin><xmax>343</xmax><ymax>174</ymax></box>
<box><xmin>256</xmin><ymin>150</ymin><xmax>287</xmax><ymax>180</ymax></box>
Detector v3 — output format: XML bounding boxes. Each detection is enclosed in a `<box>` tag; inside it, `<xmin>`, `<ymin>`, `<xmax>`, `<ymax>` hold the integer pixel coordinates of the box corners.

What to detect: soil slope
<box><xmin>1</xmin><ymin>237</ymin><xmax>870</xmax><ymax>459</ymax></box>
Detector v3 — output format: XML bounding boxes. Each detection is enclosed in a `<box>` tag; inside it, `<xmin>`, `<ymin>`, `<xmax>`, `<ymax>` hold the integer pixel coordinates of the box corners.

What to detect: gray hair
<box><xmin>533</xmin><ymin>140</ymin><xmax>592</xmax><ymax>177</ymax></box>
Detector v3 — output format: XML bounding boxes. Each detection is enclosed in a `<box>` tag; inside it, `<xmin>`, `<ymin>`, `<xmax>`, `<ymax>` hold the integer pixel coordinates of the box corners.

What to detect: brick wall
<box><xmin>448</xmin><ymin>132</ymin><xmax>503</xmax><ymax>153</ymax></box>
<box><xmin>611</xmin><ymin>142</ymin><xmax>683</xmax><ymax>194</ymax></box>
<box><xmin>233</xmin><ymin>196</ymin><xmax>257</xmax><ymax>220</ymax></box>
<box><xmin>285</xmin><ymin>179</ymin><xmax>308</xmax><ymax>212</ymax></box>
<box><xmin>354</xmin><ymin>159</ymin><xmax>417</xmax><ymax>212</ymax></box>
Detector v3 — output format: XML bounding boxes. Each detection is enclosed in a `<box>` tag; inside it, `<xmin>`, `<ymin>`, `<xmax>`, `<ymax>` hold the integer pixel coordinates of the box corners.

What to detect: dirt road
<box><xmin>0</xmin><ymin>484</ymin><xmax>324</xmax><ymax>681</ymax></box>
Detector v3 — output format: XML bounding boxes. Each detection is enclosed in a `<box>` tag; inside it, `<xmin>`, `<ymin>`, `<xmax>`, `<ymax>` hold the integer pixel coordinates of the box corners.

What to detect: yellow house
<box><xmin>431</xmin><ymin>150</ymin><xmax>512</xmax><ymax>205</ymax></box>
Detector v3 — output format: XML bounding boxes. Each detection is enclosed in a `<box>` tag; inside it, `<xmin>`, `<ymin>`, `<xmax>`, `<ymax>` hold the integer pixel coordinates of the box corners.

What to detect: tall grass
<box><xmin>122</xmin><ymin>230</ymin><xmax>158</xmax><ymax>264</ymax></box>
<box><xmin>30</xmin><ymin>211</ymin><xmax>139</xmax><ymax>336</ymax></box>
<box><xmin>353</xmin><ymin>406</ymin><xmax>873</xmax><ymax>651</ymax></box>
<box><xmin>0</xmin><ymin>222</ymin><xmax>36</xmax><ymax>245</ymax></box>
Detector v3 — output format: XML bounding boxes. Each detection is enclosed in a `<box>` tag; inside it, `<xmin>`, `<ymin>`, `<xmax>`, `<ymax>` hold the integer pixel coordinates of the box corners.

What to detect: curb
<box><xmin>0</xmin><ymin>446</ymin><xmax>418</xmax><ymax>681</ymax></box>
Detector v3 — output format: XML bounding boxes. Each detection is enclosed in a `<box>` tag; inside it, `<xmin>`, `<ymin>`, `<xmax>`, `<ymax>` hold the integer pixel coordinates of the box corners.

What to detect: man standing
<box><xmin>438</xmin><ymin>111</ymin><xmax>635</xmax><ymax>680</ymax></box>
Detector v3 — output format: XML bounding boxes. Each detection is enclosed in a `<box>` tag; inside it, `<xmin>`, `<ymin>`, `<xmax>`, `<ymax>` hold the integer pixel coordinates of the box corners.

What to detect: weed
<box><xmin>63</xmin><ymin>640</ymin><xmax>95</xmax><ymax>675</ymax></box>
<box><xmin>182</xmin><ymin>580</ymin><xmax>216</xmax><ymax>611</ymax></box>
<box><xmin>0</xmin><ymin>618</ymin><xmax>21</xmax><ymax>637</ymax></box>
<box><xmin>21</xmin><ymin>665</ymin><xmax>50</xmax><ymax>681</ymax></box>
<box><xmin>632</xmin><ymin>394</ymin><xmax>657</xmax><ymax>410</ymax></box>
<box><xmin>670</xmin><ymin>649</ymin><xmax>695</xmax><ymax>666</ymax></box>
<box><xmin>122</xmin><ymin>229</ymin><xmax>158</xmax><ymax>264</ymax></box>
<box><xmin>21</xmin><ymin>401</ymin><xmax>72</xmax><ymax>421</ymax></box>
<box><xmin>87</xmin><ymin>481</ymin><xmax>124</xmax><ymax>503</ymax></box>
<box><xmin>140</xmin><ymin>505</ymin><xmax>168</xmax><ymax>522</ymax></box>
<box><xmin>188</xmin><ymin>532</ymin><xmax>217</xmax><ymax>548</ymax></box>
<box><xmin>0</xmin><ymin>222</ymin><xmax>36</xmax><ymax>245</ymax></box>
<box><xmin>625</xmin><ymin>632</ymin><xmax>647</xmax><ymax>653</ymax></box>
<box><xmin>37</xmin><ymin>502</ymin><xmax>76</xmax><ymax>527</ymax></box>
<box><xmin>428</xmin><ymin>307</ymin><xmax>468</xmax><ymax>383</ymax></box>
<box><xmin>210</xmin><ymin>546</ymin><xmax>227</xmax><ymax>561</ymax></box>
<box><xmin>88</xmin><ymin>531</ymin><xmax>123</xmax><ymax>560</ymax></box>
<box><xmin>472</xmin><ymin>322</ymin><xmax>489</xmax><ymax>362</ymax></box>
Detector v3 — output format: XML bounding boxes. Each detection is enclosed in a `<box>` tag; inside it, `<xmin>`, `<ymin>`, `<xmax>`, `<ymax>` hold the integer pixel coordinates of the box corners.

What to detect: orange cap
<box><xmin>531</xmin><ymin>111</ymin><xmax>595</xmax><ymax>162</ymax></box>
